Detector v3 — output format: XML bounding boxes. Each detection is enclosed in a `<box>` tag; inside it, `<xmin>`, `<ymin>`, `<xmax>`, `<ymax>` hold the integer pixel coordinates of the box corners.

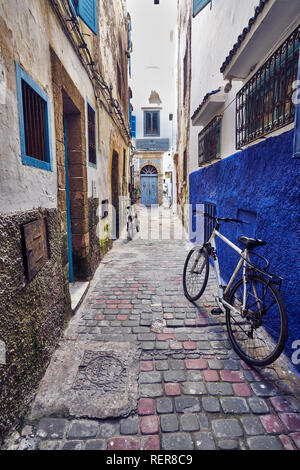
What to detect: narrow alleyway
<box><xmin>6</xmin><ymin>208</ymin><xmax>300</xmax><ymax>451</ymax></box>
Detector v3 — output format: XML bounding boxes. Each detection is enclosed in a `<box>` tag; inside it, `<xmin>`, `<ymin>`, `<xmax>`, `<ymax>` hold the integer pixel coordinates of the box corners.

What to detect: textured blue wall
<box><xmin>190</xmin><ymin>130</ymin><xmax>300</xmax><ymax>371</ymax></box>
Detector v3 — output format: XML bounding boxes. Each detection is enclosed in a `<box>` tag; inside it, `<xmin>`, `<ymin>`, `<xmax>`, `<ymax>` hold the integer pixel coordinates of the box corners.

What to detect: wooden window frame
<box><xmin>144</xmin><ymin>110</ymin><xmax>160</xmax><ymax>137</ymax></box>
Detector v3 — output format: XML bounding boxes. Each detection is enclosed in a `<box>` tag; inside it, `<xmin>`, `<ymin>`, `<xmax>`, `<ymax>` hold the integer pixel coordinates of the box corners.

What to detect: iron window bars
<box><xmin>16</xmin><ymin>62</ymin><xmax>52</xmax><ymax>171</ymax></box>
<box><xmin>204</xmin><ymin>201</ymin><xmax>217</xmax><ymax>243</ymax></box>
<box><xmin>236</xmin><ymin>26</ymin><xmax>300</xmax><ymax>149</ymax></box>
<box><xmin>21</xmin><ymin>80</ymin><xmax>48</xmax><ymax>163</ymax></box>
<box><xmin>87</xmin><ymin>103</ymin><xmax>96</xmax><ymax>166</ymax></box>
<box><xmin>198</xmin><ymin>116</ymin><xmax>222</xmax><ymax>166</ymax></box>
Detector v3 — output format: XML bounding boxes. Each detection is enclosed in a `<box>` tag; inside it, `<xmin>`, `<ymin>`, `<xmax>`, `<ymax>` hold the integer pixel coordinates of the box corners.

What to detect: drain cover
<box><xmin>30</xmin><ymin>342</ymin><xmax>141</xmax><ymax>420</ymax></box>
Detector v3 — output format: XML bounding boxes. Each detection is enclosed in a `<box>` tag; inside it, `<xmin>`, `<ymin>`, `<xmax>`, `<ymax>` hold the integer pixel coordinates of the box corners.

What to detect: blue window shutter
<box><xmin>193</xmin><ymin>0</ymin><xmax>210</xmax><ymax>17</ymax></box>
<box><xmin>293</xmin><ymin>50</ymin><xmax>300</xmax><ymax>158</ymax></box>
<box><xmin>131</xmin><ymin>116</ymin><xmax>136</xmax><ymax>138</ymax></box>
<box><xmin>70</xmin><ymin>0</ymin><xmax>77</xmax><ymax>14</ymax></box>
<box><xmin>78</xmin><ymin>0</ymin><xmax>98</xmax><ymax>34</ymax></box>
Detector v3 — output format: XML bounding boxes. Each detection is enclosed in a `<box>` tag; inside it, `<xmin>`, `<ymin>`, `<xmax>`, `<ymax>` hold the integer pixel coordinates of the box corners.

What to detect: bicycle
<box><xmin>126</xmin><ymin>197</ymin><xmax>140</xmax><ymax>240</ymax></box>
<box><xmin>183</xmin><ymin>211</ymin><xmax>288</xmax><ymax>367</ymax></box>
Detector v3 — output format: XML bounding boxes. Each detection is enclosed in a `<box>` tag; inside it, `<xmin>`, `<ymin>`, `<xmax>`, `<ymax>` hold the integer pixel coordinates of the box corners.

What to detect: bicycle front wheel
<box><xmin>127</xmin><ymin>220</ymin><xmax>133</xmax><ymax>240</ymax></box>
<box><xmin>183</xmin><ymin>246</ymin><xmax>209</xmax><ymax>302</ymax></box>
<box><xmin>226</xmin><ymin>276</ymin><xmax>288</xmax><ymax>367</ymax></box>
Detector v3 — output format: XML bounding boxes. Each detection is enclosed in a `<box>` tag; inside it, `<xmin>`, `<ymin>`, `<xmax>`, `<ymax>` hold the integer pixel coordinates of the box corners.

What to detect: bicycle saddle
<box><xmin>238</xmin><ymin>236</ymin><xmax>267</xmax><ymax>249</ymax></box>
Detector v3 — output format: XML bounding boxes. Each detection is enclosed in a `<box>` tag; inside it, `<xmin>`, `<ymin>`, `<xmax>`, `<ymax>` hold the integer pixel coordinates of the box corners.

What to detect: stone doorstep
<box><xmin>69</xmin><ymin>281</ymin><xmax>90</xmax><ymax>313</ymax></box>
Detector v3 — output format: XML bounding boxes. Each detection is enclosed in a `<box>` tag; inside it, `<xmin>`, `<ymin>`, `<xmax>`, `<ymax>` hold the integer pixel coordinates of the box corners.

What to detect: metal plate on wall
<box><xmin>23</xmin><ymin>218</ymin><xmax>49</xmax><ymax>281</ymax></box>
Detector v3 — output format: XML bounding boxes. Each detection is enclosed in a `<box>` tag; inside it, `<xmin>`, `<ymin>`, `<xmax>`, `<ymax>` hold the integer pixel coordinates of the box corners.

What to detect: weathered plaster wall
<box><xmin>189</xmin><ymin>130</ymin><xmax>300</xmax><ymax>371</ymax></box>
<box><xmin>176</xmin><ymin>0</ymin><xmax>192</xmax><ymax>225</ymax></box>
<box><xmin>0</xmin><ymin>208</ymin><xmax>71</xmax><ymax>442</ymax></box>
<box><xmin>0</xmin><ymin>0</ymin><xmax>131</xmax><ymax>442</ymax></box>
<box><xmin>0</xmin><ymin>0</ymin><xmax>58</xmax><ymax>213</ymax></box>
<box><xmin>0</xmin><ymin>0</ymin><xmax>130</xmax><ymax>240</ymax></box>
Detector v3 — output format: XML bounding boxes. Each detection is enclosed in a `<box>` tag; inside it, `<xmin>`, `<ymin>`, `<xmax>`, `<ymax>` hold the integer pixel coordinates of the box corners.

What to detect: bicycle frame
<box><xmin>206</xmin><ymin>228</ymin><xmax>249</xmax><ymax>314</ymax></box>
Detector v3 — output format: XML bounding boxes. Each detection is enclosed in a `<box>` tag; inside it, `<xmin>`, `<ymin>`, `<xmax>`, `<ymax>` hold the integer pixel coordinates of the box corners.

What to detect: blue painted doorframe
<box><xmin>140</xmin><ymin>176</ymin><xmax>158</xmax><ymax>206</ymax></box>
<box><xmin>63</xmin><ymin>116</ymin><xmax>74</xmax><ymax>283</ymax></box>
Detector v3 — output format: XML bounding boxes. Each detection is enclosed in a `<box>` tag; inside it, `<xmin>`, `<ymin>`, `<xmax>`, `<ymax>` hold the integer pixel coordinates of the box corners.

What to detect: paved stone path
<box><xmin>5</xmin><ymin>208</ymin><xmax>300</xmax><ymax>450</ymax></box>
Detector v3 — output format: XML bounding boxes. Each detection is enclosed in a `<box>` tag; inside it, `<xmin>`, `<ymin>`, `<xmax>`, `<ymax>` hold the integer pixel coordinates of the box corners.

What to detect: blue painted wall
<box><xmin>190</xmin><ymin>129</ymin><xmax>300</xmax><ymax>371</ymax></box>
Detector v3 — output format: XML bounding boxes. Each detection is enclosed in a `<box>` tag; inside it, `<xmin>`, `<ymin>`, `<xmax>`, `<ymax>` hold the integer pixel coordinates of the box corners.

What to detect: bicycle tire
<box><xmin>183</xmin><ymin>246</ymin><xmax>209</xmax><ymax>302</ymax></box>
<box><xmin>127</xmin><ymin>220</ymin><xmax>133</xmax><ymax>240</ymax></box>
<box><xmin>226</xmin><ymin>276</ymin><xmax>288</xmax><ymax>367</ymax></box>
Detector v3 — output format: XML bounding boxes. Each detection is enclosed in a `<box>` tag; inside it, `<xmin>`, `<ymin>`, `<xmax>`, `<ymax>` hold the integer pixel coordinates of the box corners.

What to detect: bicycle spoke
<box><xmin>226</xmin><ymin>276</ymin><xmax>287</xmax><ymax>366</ymax></box>
<box><xmin>183</xmin><ymin>247</ymin><xmax>209</xmax><ymax>301</ymax></box>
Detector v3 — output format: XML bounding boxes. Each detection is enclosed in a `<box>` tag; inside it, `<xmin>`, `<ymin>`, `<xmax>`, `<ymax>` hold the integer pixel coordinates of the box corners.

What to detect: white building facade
<box><xmin>127</xmin><ymin>0</ymin><xmax>178</xmax><ymax>207</ymax></box>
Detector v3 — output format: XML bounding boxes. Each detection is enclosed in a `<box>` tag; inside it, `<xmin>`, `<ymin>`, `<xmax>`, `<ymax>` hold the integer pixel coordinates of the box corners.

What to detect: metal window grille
<box><xmin>87</xmin><ymin>104</ymin><xmax>96</xmax><ymax>165</ymax></box>
<box><xmin>204</xmin><ymin>202</ymin><xmax>216</xmax><ymax>242</ymax></box>
<box><xmin>236</xmin><ymin>26</ymin><xmax>300</xmax><ymax>149</ymax></box>
<box><xmin>21</xmin><ymin>80</ymin><xmax>48</xmax><ymax>162</ymax></box>
<box><xmin>198</xmin><ymin>116</ymin><xmax>222</xmax><ymax>166</ymax></box>
<box><xmin>140</xmin><ymin>165</ymin><xmax>158</xmax><ymax>175</ymax></box>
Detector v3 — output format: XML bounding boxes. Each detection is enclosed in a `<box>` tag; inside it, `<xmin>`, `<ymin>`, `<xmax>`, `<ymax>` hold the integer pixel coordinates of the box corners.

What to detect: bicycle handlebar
<box><xmin>192</xmin><ymin>210</ymin><xmax>246</xmax><ymax>224</ymax></box>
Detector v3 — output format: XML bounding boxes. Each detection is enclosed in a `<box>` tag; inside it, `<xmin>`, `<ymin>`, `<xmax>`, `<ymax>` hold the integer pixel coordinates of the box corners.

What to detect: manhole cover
<box><xmin>72</xmin><ymin>351</ymin><xmax>126</xmax><ymax>392</ymax></box>
<box><xmin>29</xmin><ymin>342</ymin><xmax>141</xmax><ymax>420</ymax></box>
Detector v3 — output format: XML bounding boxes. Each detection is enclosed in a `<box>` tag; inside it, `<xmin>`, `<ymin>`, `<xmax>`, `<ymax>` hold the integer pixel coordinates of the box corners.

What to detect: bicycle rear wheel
<box><xmin>183</xmin><ymin>246</ymin><xmax>209</xmax><ymax>302</ymax></box>
<box><xmin>226</xmin><ymin>276</ymin><xmax>288</xmax><ymax>367</ymax></box>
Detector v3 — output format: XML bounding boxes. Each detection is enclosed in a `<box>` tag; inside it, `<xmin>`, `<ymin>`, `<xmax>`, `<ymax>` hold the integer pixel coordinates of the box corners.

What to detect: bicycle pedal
<box><xmin>211</xmin><ymin>308</ymin><xmax>223</xmax><ymax>316</ymax></box>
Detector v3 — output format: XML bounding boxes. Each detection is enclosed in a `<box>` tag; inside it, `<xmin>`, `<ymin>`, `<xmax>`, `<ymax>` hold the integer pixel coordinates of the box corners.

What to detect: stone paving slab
<box><xmin>4</xmin><ymin>208</ymin><xmax>300</xmax><ymax>451</ymax></box>
<box><xmin>29</xmin><ymin>341</ymin><xmax>141</xmax><ymax>420</ymax></box>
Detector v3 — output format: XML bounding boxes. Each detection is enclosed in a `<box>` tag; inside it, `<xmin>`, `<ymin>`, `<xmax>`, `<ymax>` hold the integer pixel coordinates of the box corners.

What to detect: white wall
<box><xmin>127</xmin><ymin>0</ymin><xmax>177</xmax><ymax>147</ymax></box>
<box><xmin>189</xmin><ymin>0</ymin><xmax>259</xmax><ymax>174</ymax></box>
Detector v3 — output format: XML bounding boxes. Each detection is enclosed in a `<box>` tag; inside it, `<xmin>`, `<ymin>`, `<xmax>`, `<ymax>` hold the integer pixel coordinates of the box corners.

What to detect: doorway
<box><xmin>63</xmin><ymin>116</ymin><xmax>74</xmax><ymax>282</ymax></box>
<box><xmin>62</xmin><ymin>91</ymin><xmax>87</xmax><ymax>281</ymax></box>
<box><xmin>111</xmin><ymin>150</ymin><xmax>120</xmax><ymax>239</ymax></box>
<box><xmin>140</xmin><ymin>165</ymin><xmax>158</xmax><ymax>206</ymax></box>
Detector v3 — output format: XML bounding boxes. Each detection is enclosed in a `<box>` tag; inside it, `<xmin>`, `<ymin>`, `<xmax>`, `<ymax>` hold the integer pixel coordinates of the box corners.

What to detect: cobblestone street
<box><xmin>6</xmin><ymin>208</ymin><xmax>300</xmax><ymax>451</ymax></box>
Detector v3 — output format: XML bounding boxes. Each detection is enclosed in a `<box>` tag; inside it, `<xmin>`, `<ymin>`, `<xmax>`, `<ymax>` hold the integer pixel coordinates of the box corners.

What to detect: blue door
<box><xmin>140</xmin><ymin>176</ymin><xmax>158</xmax><ymax>206</ymax></box>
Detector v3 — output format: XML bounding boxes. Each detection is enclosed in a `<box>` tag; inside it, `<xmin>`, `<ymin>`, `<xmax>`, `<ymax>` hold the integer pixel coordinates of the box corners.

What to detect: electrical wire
<box><xmin>49</xmin><ymin>0</ymin><xmax>131</xmax><ymax>143</ymax></box>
